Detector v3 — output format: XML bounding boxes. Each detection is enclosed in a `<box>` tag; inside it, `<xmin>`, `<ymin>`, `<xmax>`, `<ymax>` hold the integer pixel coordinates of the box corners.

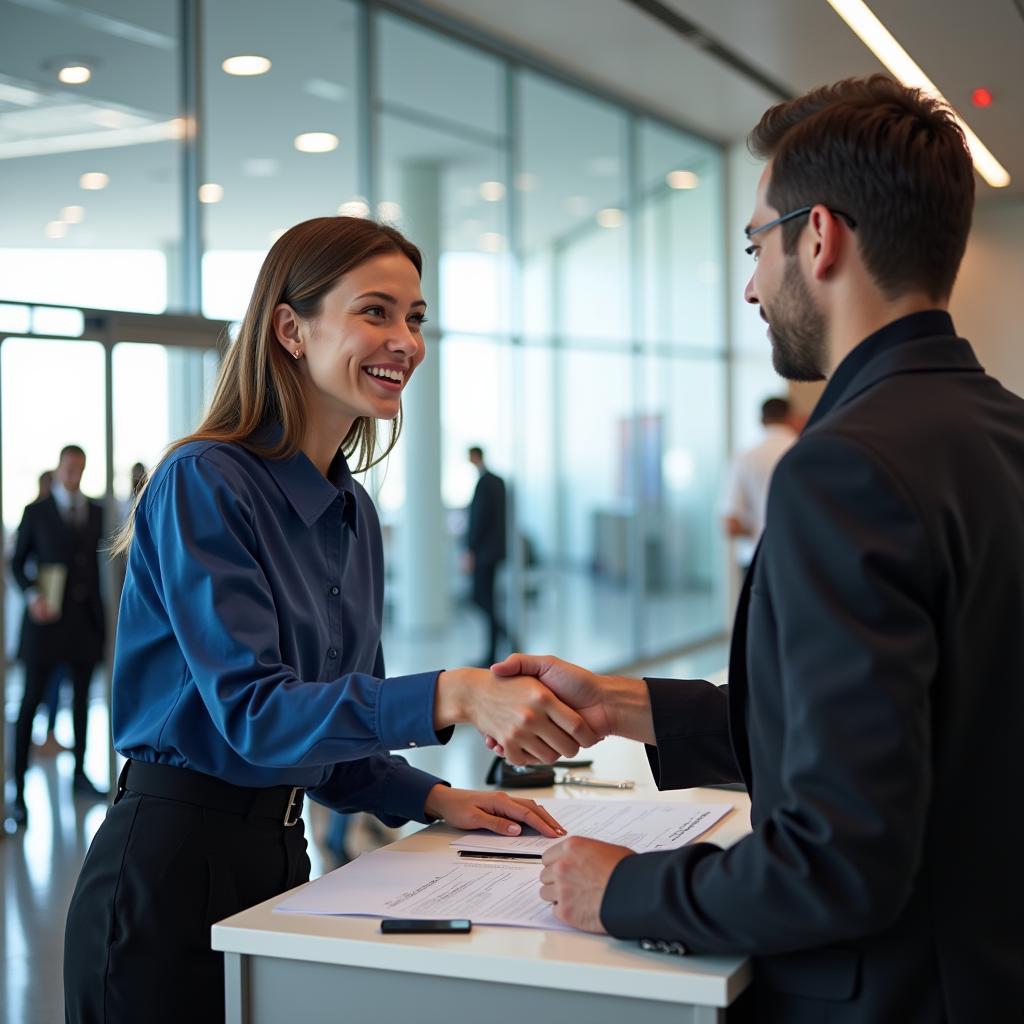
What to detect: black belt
<box><xmin>117</xmin><ymin>759</ymin><xmax>305</xmax><ymax>827</ymax></box>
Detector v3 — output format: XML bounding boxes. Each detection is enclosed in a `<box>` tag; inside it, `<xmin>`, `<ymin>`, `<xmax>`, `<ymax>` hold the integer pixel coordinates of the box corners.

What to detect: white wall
<box><xmin>950</xmin><ymin>197</ymin><xmax>1024</xmax><ymax>398</ymax></box>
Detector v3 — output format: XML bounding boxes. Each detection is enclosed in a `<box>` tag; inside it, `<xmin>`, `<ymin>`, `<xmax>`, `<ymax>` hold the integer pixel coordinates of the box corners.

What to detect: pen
<box><xmin>558</xmin><ymin>775</ymin><xmax>635</xmax><ymax>789</ymax></box>
<box><xmin>457</xmin><ymin>850</ymin><xmax>542</xmax><ymax>861</ymax></box>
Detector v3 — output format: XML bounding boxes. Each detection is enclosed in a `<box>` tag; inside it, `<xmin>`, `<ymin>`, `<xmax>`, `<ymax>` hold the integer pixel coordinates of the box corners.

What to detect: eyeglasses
<box><xmin>744</xmin><ymin>206</ymin><xmax>857</xmax><ymax>259</ymax></box>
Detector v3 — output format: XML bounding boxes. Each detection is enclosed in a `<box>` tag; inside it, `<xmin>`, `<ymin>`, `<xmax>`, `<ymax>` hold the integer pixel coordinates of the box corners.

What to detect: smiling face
<box><xmin>744</xmin><ymin>166</ymin><xmax>827</xmax><ymax>383</ymax></box>
<box><xmin>284</xmin><ymin>251</ymin><xmax>427</xmax><ymax>433</ymax></box>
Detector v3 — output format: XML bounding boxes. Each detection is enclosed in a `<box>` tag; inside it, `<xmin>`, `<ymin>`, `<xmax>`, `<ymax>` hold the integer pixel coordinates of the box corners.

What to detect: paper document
<box><xmin>450</xmin><ymin>798</ymin><xmax>732</xmax><ymax>856</ymax></box>
<box><xmin>275</xmin><ymin>850</ymin><xmax>569</xmax><ymax>931</ymax></box>
<box><xmin>37</xmin><ymin>564</ymin><xmax>66</xmax><ymax>616</ymax></box>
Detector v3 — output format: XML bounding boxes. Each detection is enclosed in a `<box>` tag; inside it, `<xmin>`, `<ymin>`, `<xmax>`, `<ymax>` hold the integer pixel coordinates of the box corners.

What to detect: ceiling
<box><xmin>0</xmin><ymin>0</ymin><xmax>1019</xmax><ymax>273</ymax></box>
<box><xmin>419</xmin><ymin>0</ymin><xmax>1024</xmax><ymax>200</ymax></box>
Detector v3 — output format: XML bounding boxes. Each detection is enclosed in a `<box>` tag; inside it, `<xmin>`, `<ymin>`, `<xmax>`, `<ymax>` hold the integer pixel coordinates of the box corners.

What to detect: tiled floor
<box><xmin>1</xmin><ymin>637</ymin><xmax>727</xmax><ymax>1024</ymax></box>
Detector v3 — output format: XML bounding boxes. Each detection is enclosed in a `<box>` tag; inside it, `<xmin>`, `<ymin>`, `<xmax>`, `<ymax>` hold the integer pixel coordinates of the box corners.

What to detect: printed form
<box><xmin>275</xmin><ymin>850</ymin><xmax>568</xmax><ymax>930</ymax></box>
<box><xmin>450</xmin><ymin>798</ymin><xmax>732</xmax><ymax>855</ymax></box>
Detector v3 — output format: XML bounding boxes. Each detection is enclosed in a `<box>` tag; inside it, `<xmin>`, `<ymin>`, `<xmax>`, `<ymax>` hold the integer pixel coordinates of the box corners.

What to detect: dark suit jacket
<box><xmin>602</xmin><ymin>324</ymin><xmax>1024</xmax><ymax>1021</ymax></box>
<box><xmin>467</xmin><ymin>470</ymin><xmax>507</xmax><ymax>566</ymax></box>
<box><xmin>12</xmin><ymin>494</ymin><xmax>106</xmax><ymax>665</ymax></box>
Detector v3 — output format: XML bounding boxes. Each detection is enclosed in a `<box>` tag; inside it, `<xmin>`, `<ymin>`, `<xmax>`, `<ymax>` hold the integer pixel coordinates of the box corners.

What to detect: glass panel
<box><xmin>638</xmin><ymin>353</ymin><xmax>728</xmax><ymax>655</ymax></box>
<box><xmin>201</xmin><ymin>0</ymin><xmax>361</xmax><ymax>320</ymax></box>
<box><xmin>0</xmin><ymin>3</ymin><xmax>180</xmax><ymax>311</ymax></box>
<box><xmin>2</xmin><ymin>338</ymin><xmax>106</xmax><ymax>664</ymax></box>
<box><xmin>519</xmin><ymin>72</ymin><xmax>628</xmax><ymax>343</ymax></box>
<box><xmin>111</xmin><ymin>343</ymin><xmax>219</xmax><ymax>502</ymax></box>
<box><xmin>377</xmin><ymin>13</ymin><xmax>504</xmax><ymax>138</ymax></box>
<box><xmin>551</xmin><ymin>347</ymin><xmax>635</xmax><ymax>666</ymax></box>
<box><xmin>639</xmin><ymin>120</ymin><xmax>724</xmax><ymax>350</ymax></box>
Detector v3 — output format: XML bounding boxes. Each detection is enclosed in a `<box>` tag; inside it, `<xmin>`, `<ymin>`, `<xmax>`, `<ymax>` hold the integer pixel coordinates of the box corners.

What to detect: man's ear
<box><xmin>271</xmin><ymin>303</ymin><xmax>302</xmax><ymax>353</ymax></box>
<box><xmin>806</xmin><ymin>205</ymin><xmax>844</xmax><ymax>282</ymax></box>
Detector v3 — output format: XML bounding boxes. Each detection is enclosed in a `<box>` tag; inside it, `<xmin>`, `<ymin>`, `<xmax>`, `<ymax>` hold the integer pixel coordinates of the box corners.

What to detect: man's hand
<box><xmin>424</xmin><ymin>785</ymin><xmax>566</xmax><ymax>837</ymax></box>
<box><xmin>539</xmin><ymin>836</ymin><xmax>633</xmax><ymax>933</ymax></box>
<box><xmin>489</xmin><ymin>654</ymin><xmax>656</xmax><ymax>748</ymax></box>
<box><xmin>28</xmin><ymin>594</ymin><xmax>55</xmax><ymax>624</ymax></box>
<box><xmin>490</xmin><ymin>654</ymin><xmax>614</xmax><ymax>739</ymax></box>
<box><xmin>434</xmin><ymin>668</ymin><xmax>600</xmax><ymax>765</ymax></box>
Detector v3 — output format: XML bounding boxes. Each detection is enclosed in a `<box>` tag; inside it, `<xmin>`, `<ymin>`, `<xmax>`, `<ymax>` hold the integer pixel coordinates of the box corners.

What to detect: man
<box><xmin>495</xmin><ymin>76</ymin><xmax>1024</xmax><ymax>1020</ymax></box>
<box><xmin>465</xmin><ymin>446</ymin><xmax>509</xmax><ymax>665</ymax></box>
<box><xmin>10</xmin><ymin>444</ymin><xmax>107</xmax><ymax>825</ymax></box>
<box><xmin>721</xmin><ymin>396</ymin><xmax>796</xmax><ymax>574</ymax></box>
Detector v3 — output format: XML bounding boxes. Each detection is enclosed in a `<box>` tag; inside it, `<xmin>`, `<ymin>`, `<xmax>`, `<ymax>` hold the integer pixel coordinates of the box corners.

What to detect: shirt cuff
<box><xmin>378</xmin><ymin>759</ymin><xmax>448</xmax><ymax>826</ymax></box>
<box><xmin>377</xmin><ymin>670</ymin><xmax>451</xmax><ymax>751</ymax></box>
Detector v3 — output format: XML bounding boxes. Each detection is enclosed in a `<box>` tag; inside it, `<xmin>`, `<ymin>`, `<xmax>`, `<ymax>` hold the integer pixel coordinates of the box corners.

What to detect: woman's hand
<box><xmin>424</xmin><ymin>785</ymin><xmax>566</xmax><ymax>837</ymax></box>
<box><xmin>433</xmin><ymin>668</ymin><xmax>600</xmax><ymax>765</ymax></box>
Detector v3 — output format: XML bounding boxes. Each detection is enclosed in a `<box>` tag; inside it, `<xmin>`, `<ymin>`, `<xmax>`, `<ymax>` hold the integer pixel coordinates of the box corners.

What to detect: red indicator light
<box><xmin>971</xmin><ymin>88</ymin><xmax>993</xmax><ymax>108</ymax></box>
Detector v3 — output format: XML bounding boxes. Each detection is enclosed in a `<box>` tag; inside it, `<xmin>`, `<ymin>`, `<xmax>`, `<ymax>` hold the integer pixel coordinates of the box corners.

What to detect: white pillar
<box><xmin>395</xmin><ymin>159</ymin><xmax>449</xmax><ymax>631</ymax></box>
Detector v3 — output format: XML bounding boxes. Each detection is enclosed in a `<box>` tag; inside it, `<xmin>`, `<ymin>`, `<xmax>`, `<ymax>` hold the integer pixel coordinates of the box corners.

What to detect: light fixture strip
<box><xmin>825</xmin><ymin>0</ymin><xmax>1010</xmax><ymax>188</ymax></box>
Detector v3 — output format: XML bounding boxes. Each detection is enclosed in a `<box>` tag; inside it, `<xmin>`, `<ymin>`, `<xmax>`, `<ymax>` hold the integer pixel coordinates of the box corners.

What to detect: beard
<box><xmin>764</xmin><ymin>258</ymin><xmax>827</xmax><ymax>382</ymax></box>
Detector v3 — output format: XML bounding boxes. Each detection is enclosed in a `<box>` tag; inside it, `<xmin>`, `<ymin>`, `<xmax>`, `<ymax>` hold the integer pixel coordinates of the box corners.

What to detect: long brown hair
<box><xmin>112</xmin><ymin>216</ymin><xmax>422</xmax><ymax>556</ymax></box>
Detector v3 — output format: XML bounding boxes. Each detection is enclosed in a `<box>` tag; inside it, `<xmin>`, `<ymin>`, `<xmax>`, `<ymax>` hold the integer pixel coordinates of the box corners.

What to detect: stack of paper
<box><xmin>274</xmin><ymin>798</ymin><xmax>733</xmax><ymax>931</ymax></box>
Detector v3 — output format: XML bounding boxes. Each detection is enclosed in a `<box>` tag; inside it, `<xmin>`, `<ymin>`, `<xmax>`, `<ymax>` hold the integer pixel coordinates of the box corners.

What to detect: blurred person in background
<box><xmin>9</xmin><ymin>445</ymin><xmax>107</xmax><ymax>826</ymax></box>
<box><xmin>721</xmin><ymin>396</ymin><xmax>796</xmax><ymax>576</ymax></box>
<box><xmin>465</xmin><ymin>445</ymin><xmax>510</xmax><ymax>665</ymax></box>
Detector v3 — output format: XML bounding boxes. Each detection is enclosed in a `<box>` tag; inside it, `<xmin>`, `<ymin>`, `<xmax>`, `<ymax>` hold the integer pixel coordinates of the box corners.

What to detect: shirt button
<box><xmin>330</xmin><ymin>585</ymin><xmax>340</xmax><ymax>596</ymax></box>
<box><xmin>408</xmin><ymin>741</ymin><xmax>417</xmax><ymax>748</ymax></box>
<box><xmin>328</xmin><ymin>648</ymin><xmax>338</xmax><ymax>659</ymax></box>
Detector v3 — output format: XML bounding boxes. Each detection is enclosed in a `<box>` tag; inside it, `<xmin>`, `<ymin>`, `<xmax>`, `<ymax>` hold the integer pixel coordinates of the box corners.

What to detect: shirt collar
<box><xmin>807</xmin><ymin>310</ymin><xmax>958</xmax><ymax>429</ymax></box>
<box><xmin>250</xmin><ymin>422</ymin><xmax>359</xmax><ymax>534</ymax></box>
<box><xmin>50</xmin><ymin>480</ymin><xmax>78</xmax><ymax>512</ymax></box>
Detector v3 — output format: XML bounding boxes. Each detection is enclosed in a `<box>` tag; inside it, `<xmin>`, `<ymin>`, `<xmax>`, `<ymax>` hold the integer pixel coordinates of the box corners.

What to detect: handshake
<box><xmin>432</xmin><ymin>653</ymin><xmax>656</xmax><ymax>765</ymax></box>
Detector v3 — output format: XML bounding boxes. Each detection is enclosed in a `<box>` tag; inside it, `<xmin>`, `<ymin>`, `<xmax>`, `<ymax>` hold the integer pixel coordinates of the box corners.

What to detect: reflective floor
<box><xmin>1</xmin><ymin>642</ymin><xmax>727</xmax><ymax>1024</ymax></box>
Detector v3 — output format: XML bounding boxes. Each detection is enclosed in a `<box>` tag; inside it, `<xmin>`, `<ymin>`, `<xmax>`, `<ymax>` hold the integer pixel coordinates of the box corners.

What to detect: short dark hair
<box><xmin>761</xmin><ymin>397</ymin><xmax>790</xmax><ymax>423</ymax></box>
<box><xmin>468</xmin><ymin>446</ymin><xmax>484</xmax><ymax>460</ymax></box>
<box><xmin>748</xmin><ymin>75</ymin><xmax>974</xmax><ymax>301</ymax></box>
<box><xmin>59</xmin><ymin>444</ymin><xmax>86</xmax><ymax>463</ymax></box>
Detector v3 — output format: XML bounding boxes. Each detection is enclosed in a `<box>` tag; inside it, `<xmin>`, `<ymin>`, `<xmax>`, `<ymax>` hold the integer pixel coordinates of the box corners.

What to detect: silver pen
<box><xmin>558</xmin><ymin>774</ymin><xmax>635</xmax><ymax>789</ymax></box>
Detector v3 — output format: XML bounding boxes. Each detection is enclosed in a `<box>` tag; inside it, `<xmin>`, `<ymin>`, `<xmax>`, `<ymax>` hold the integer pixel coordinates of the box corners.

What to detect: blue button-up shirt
<box><xmin>113</xmin><ymin>425</ymin><xmax>448</xmax><ymax>825</ymax></box>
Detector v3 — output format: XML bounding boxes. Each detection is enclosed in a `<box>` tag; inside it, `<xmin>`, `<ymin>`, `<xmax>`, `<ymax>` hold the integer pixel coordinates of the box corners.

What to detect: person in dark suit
<box><xmin>492</xmin><ymin>76</ymin><xmax>1024</xmax><ymax>1021</ymax></box>
<box><xmin>466</xmin><ymin>446</ymin><xmax>509</xmax><ymax>665</ymax></box>
<box><xmin>10</xmin><ymin>444</ymin><xmax>107</xmax><ymax>825</ymax></box>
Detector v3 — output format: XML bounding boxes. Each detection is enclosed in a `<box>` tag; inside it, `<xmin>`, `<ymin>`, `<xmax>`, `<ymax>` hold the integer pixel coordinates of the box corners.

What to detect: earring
<box><xmin>293</xmin><ymin>349</ymin><xmax>301</xmax><ymax>360</ymax></box>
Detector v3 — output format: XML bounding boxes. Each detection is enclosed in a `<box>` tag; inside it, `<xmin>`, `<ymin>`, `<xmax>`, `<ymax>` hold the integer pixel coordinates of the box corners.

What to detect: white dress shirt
<box><xmin>721</xmin><ymin>424</ymin><xmax>797</xmax><ymax>566</ymax></box>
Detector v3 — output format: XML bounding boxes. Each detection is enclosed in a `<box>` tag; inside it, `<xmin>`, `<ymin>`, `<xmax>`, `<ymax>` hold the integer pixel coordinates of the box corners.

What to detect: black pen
<box><xmin>456</xmin><ymin>850</ymin><xmax>542</xmax><ymax>861</ymax></box>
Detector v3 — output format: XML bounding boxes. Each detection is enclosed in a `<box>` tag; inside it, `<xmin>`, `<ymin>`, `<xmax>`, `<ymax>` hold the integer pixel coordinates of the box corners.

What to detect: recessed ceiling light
<box><xmin>79</xmin><ymin>172</ymin><xmax>109</xmax><ymax>190</ymax></box>
<box><xmin>294</xmin><ymin>132</ymin><xmax>339</xmax><ymax>153</ymax></box>
<box><xmin>596</xmin><ymin>208</ymin><xmax>624</xmax><ymax>229</ymax></box>
<box><xmin>666</xmin><ymin>170</ymin><xmax>699</xmax><ymax>190</ymax></box>
<box><xmin>338</xmin><ymin>198</ymin><xmax>370</xmax><ymax>217</ymax></box>
<box><xmin>44</xmin><ymin>220</ymin><xmax>68</xmax><ymax>239</ymax></box>
<box><xmin>198</xmin><ymin>183</ymin><xmax>224</xmax><ymax>204</ymax></box>
<box><xmin>221</xmin><ymin>55</ymin><xmax>272</xmax><ymax>76</ymax></box>
<box><xmin>826</xmin><ymin>0</ymin><xmax>1010</xmax><ymax>187</ymax></box>
<box><xmin>61</xmin><ymin>205</ymin><xmax>85</xmax><ymax>224</ymax></box>
<box><xmin>479</xmin><ymin>181</ymin><xmax>506</xmax><ymax>202</ymax></box>
<box><xmin>58</xmin><ymin>64</ymin><xmax>91</xmax><ymax>85</ymax></box>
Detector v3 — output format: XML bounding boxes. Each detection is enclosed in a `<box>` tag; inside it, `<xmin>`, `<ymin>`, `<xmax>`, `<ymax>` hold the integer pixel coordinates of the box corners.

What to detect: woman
<box><xmin>64</xmin><ymin>217</ymin><xmax>595</xmax><ymax>1023</ymax></box>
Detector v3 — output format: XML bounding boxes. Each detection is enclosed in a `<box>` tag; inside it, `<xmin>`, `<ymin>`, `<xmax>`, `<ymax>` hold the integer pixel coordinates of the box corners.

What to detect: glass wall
<box><xmin>0</xmin><ymin>0</ymin><xmax>748</xmax><ymax>676</ymax></box>
<box><xmin>0</xmin><ymin>1</ymin><xmax>181</xmax><ymax>311</ymax></box>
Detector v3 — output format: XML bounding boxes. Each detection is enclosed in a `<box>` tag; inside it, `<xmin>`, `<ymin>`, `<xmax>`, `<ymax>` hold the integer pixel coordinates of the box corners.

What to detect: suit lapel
<box><xmin>727</xmin><ymin>544</ymin><xmax>758</xmax><ymax>792</ymax></box>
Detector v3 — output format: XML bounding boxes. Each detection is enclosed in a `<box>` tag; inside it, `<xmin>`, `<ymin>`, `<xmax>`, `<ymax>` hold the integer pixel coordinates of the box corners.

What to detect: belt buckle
<box><xmin>282</xmin><ymin>786</ymin><xmax>303</xmax><ymax>827</ymax></box>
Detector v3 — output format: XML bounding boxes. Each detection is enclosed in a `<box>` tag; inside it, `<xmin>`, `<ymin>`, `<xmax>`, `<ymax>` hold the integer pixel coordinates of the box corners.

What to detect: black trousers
<box><xmin>14</xmin><ymin>658</ymin><xmax>94</xmax><ymax>790</ymax></box>
<box><xmin>64</xmin><ymin>771</ymin><xmax>310</xmax><ymax>1024</ymax></box>
<box><xmin>471</xmin><ymin>559</ymin><xmax>508</xmax><ymax>664</ymax></box>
